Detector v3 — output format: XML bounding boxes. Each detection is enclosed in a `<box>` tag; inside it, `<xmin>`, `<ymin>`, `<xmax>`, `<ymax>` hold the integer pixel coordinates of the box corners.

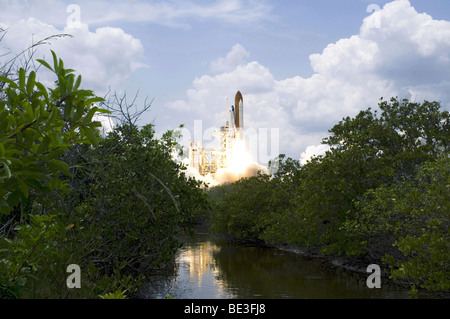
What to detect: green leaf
<box><xmin>26</xmin><ymin>71</ymin><xmax>36</xmax><ymax>96</ymax></box>
<box><xmin>0</xmin><ymin>75</ymin><xmax>18</xmax><ymax>89</ymax></box>
<box><xmin>74</xmin><ymin>75</ymin><xmax>82</xmax><ymax>90</ymax></box>
<box><xmin>74</xmin><ymin>90</ymin><xmax>94</xmax><ymax>98</ymax></box>
<box><xmin>66</xmin><ymin>74</ymin><xmax>75</xmax><ymax>93</ymax></box>
<box><xmin>96</xmin><ymin>107</ymin><xmax>111</xmax><ymax>115</ymax></box>
<box><xmin>1</xmin><ymin>160</ymin><xmax>11</xmax><ymax>178</ymax></box>
<box><xmin>59</xmin><ymin>74</ymin><xmax>67</xmax><ymax>97</ymax></box>
<box><xmin>72</xmin><ymin>102</ymin><xmax>86</xmax><ymax>122</ymax></box>
<box><xmin>85</xmin><ymin>97</ymin><xmax>105</xmax><ymax>105</ymax></box>
<box><xmin>14</xmin><ymin>167</ymin><xmax>46</xmax><ymax>179</ymax></box>
<box><xmin>35</xmin><ymin>82</ymin><xmax>49</xmax><ymax>102</ymax></box>
<box><xmin>52</xmin><ymin>50</ymin><xmax>59</xmax><ymax>73</ymax></box>
<box><xmin>58</xmin><ymin>58</ymin><xmax>64</xmax><ymax>72</ymax></box>
<box><xmin>36</xmin><ymin>59</ymin><xmax>54</xmax><ymax>72</ymax></box>
<box><xmin>17</xmin><ymin>178</ymin><xmax>29</xmax><ymax>198</ymax></box>
<box><xmin>83</xmin><ymin>107</ymin><xmax>99</xmax><ymax>124</ymax></box>
<box><xmin>47</xmin><ymin>159</ymin><xmax>72</xmax><ymax>177</ymax></box>
<box><xmin>84</xmin><ymin>127</ymin><xmax>99</xmax><ymax>147</ymax></box>
<box><xmin>19</xmin><ymin>68</ymin><xmax>26</xmax><ymax>90</ymax></box>
<box><xmin>46</xmin><ymin>148</ymin><xmax>65</xmax><ymax>160</ymax></box>
<box><xmin>46</xmin><ymin>106</ymin><xmax>59</xmax><ymax>125</ymax></box>
<box><xmin>24</xmin><ymin>102</ymin><xmax>34</xmax><ymax>121</ymax></box>
<box><xmin>0</xmin><ymin>143</ymin><xmax>5</xmax><ymax>157</ymax></box>
<box><xmin>37</xmin><ymin>136</ymin><xmax>51</xmax><ymax>154</ymax></box>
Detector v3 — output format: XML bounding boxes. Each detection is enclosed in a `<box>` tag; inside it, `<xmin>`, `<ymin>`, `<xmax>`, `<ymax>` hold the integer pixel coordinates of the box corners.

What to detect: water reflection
<box><xmin>175</xmin><ymin>240</ymin><xmax>230</xmax><ymax>299</ymax></box>
<box><xmin>212</xmin><ymin>244</ymin><xmax>408</xmax><ymax>299</ymax></box>
<box><xmin>141</xmin><ymin>231</ymin><xmax>412</xmax><ymax>299</ymax></box>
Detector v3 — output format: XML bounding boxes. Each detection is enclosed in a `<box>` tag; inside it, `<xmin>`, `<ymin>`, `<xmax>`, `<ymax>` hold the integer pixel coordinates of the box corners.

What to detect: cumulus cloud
<box><xmin>171</xmin><ymin>0</ymin><xmax>450</xmax><ymax>163</ymax></box>
<box><xmin>93</xmin><ymin>112</ymin><xmax>115</xmax><ymax>137</ymax></box>
<box><xmin>58</xmin><ymin>23</ymin><xmax>146</xmax><ymax>94</ymax></box>
<box><xmin>0</xmin><ymin>12</ymin><xmax>146</xmax><ymax>96</ymax></box>
<box><xmin>210</xmin><ymin>43</ymin><xmax>250</xmax><ymax>74</ymax></box>
<box><xmin>168</xmin><ymin>58</ymin><xmax>297</xmax><ymax>163</ymax></box>
<box><xmin>300</xmin><ymin>144</ymin><xmax>330</xmax><ymax>165</ymax></box>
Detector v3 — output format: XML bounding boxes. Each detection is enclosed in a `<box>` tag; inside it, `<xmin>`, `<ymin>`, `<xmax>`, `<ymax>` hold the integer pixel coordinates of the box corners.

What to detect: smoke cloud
<box><xmin>214</xmin><ymin>162</ymin><xmax>269</xmax><ymax>185</ymax></box>
<box><xmin>182</xmin><ymin>162</ymin><xmax>269</xmax><ymax>187</ymax></box>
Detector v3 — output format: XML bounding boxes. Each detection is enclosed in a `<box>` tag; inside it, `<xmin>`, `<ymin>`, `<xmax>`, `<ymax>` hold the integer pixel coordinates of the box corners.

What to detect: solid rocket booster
<box><xmin>234</xmin><ymin>91</ymin><xmax>243</xmax><ymax>137</ymax></box>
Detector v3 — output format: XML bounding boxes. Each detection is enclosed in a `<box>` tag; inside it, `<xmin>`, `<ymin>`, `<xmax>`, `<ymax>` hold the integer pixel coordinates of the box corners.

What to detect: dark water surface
<box><xmin>140</xmin><ymin>229</ymin><xmax>413</xmax><ymax>299</ymax></box>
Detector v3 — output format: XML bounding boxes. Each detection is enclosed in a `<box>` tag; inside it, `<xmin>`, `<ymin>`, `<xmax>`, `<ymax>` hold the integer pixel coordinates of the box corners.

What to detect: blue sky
<box><xmin>1</xmin><ymin>0</ymin><xmax>450</xmax><ymax>163</ymax></box>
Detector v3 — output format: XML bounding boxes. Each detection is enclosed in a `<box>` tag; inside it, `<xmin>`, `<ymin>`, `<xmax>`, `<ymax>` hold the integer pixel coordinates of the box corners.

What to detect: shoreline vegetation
<box><xmin>1</xmin><ymin>47</ymin><xmax>448</xmax><ymax>299</ymax></box>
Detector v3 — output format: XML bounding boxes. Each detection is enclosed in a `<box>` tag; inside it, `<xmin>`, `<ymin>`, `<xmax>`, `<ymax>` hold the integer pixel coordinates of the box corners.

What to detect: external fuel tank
<box><xmin>234</xmin><ymin>91</ymin><xmax>243</xmax><ymax>137</ymax></box>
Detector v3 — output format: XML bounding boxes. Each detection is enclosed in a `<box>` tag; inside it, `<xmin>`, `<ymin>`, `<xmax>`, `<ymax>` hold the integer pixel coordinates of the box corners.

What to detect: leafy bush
<box><xmin>0</xmin><ymin>50</ymin><xmax>106</xmax><ymax>215</ymax></box>
<box><xmin>359</xmin><ymin>157</ymin><xmax>449</xmax><ymax>293</ymax></box>
<box><xmin>346</xmin><ymin>156</ymin><xmax>449</xmax><ymax>294</ymax></box>
<box><xmin>287</xmin><ymin>98</ymin><xmax>448</xmax><ymax>256</ymax></box>
<box><xmin>0</xmin><ymin>51</ymin><xmax>108</xmax><ymax>298</ymax></box>
<box><xmin>210</xmin><ymin>173</ymin><xmax>272</xmax><ymax>243</ymax></box>
<box><xmin>0</xmin><ymin>50</ymin><xmax>209</xmax><ymax>298</ymax></box>
<box><xmin>71</xmin><ymin>124</ymin><xmax>210</xmax><ymax>278</ymax></box>
<box><xmin>210</xmin><ymin>155</ymin><xmax>301</xmax><ymax>244</ymax></box>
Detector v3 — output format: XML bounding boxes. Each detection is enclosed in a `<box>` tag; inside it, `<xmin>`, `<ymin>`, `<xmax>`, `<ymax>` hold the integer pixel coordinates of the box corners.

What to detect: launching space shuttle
<box><xmin>190</xmin><ymin>90</ymin><xmax>245</xmax><ymax>176</ymax></box>
<box><xmin>230</xmin><ymin>91</ymin><xmax>243</xmax><ymax>139</ymax></box>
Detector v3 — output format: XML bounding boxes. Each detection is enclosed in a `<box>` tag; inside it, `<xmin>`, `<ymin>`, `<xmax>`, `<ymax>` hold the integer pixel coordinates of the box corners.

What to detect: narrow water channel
<box><xmin>140</xmin><ymin>227</ymin><xmax>413</xmax><ymax>299</ymax></box>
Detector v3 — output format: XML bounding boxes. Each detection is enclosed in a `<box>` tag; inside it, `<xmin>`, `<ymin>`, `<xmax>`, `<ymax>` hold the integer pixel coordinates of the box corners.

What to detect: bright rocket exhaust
<box><xmin>187</xmin><ymin>91</ymin><xmax>268</xmax><ymax>186</ymax></box>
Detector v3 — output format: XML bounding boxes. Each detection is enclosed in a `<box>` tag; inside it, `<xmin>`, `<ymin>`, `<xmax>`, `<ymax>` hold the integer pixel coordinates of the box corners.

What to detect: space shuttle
<box><xmin>190</xmin><ymin>91</ymin><xmax>246</xmax><ymax>176</ymax></box>
<box><xmin>230</xmin><ymin>91</ymin><xmax>243</xmax><ymax>139</ymax></box>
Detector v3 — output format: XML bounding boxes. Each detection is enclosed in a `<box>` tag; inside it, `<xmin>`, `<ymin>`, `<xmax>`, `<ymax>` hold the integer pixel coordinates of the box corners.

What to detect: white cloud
<box><xmin>0</xmin><ymin>0</ymin><xmax>273</xmax><ymax>29</ymax></box>
<box><xmin>93</xmin><ymin>112</ymin><xmax>115</xmax><ymax>137</ymax></box>
<box><xmin>300</xmin><ymin>144</ymin><xmax>330</xmax><ymax>165</ymax></box>
<box><xmin>59</xmin><ymin>23</ymin><xmax>146</xmax><ymax>93</ymax></box>
<box><xmin>170</xmin><ymin>0</ymin><xmax>450</xmax><ymax>162</ymax></box>
<box><xmin>168</xmin><ymin>55</ymin><xmax>304</xmax><ymax>162</ymax></box>
<box><xmin>0</xmin><ymin>17</ymin><xmax>146</xmax><ymax>96</ymax></box>
<box><xmin>210</xmin><ymin>43</ymin><xmax>250</xmax><ymax>74</ymax></box>
<box><xmin>114</xmin><ymin>0</ymin><xmax>273</xmax><ymax>26</ymax></box>
<box><xmin>170</xmin><ymin>60</ymin><xmax>277</xmax><ymax>120</ymax></box>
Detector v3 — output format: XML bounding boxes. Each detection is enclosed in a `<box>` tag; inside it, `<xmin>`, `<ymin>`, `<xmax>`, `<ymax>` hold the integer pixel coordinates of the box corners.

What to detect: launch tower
<box><xmin>189</xmin><ymin>91</ymin><xmax>244</xmax><ymax>176</ymax></box>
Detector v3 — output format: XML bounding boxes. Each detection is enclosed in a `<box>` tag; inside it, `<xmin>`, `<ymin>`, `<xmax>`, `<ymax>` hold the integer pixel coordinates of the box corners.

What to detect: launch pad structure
<box><xmin>189</xmin><ymin>91</ymin><xmax>244</xmax><ymax>176</ymax></box>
